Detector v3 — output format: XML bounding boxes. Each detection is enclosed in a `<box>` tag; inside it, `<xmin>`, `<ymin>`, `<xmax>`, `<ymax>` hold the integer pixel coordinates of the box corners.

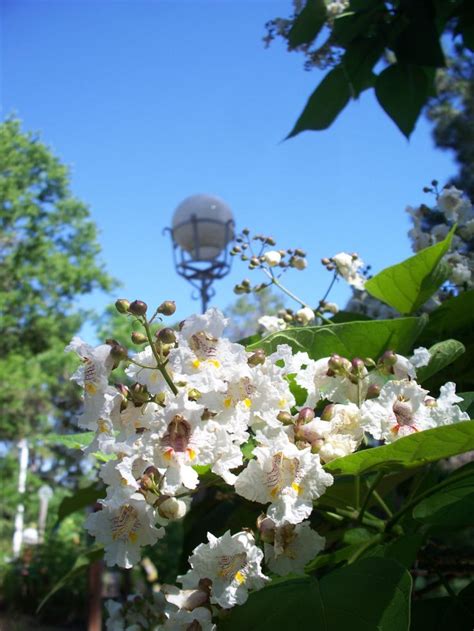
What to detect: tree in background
<box><xmin>224</xmin><ymin>287</ymin><xmax>287</xmax><ymax>341</ymax></box>
<box><xmin>0</xmin><ymin>117</ymin><xmax>115</xmax><ymax>440</ymax></box>
<box><xmin>426</xmin><ymin>43</ymin><xmax>474</xmax><ymax>198</ymax></box>
<box><xmin>0</xmin><ymin>118</ymin><xmax>115</xmax><ymax>620</ymax></box>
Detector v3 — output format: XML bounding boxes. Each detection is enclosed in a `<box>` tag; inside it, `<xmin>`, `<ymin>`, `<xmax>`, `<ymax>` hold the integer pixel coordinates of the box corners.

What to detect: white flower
<box><xmin>428</xmin><ymin>382</ymin><xmax>470</xmax><ymax>427</ymax></box>
<box><xmin>86</xmin><ymin>494</ymin><xmax>164</xmax><ymax>568</ymax></box>
<box><xmin>296</xmin><ymin>307</ymin><xmax>315</xmax><ymax>325</ymax></box>
<box><xmin>234</xmin><ymin>433</ymin><xmax>333</xmax><ymax>525</ymax></box>
<box><xmin>410</xmin><ymin>347</ymin><xmax>431</xmax><ymax>369</ymax></box>
<box><xmin>180</xmin><ymin>530</ymin><xmax>268</xmax><ymax>608</ymax></box>
<box><xmin>258</xmin><ymin>315</ymin><xmax>286</xmax><ymax>333</ymax></box>
<box><xmin>450</xmin><ymin>261</ymin><xmax>471</xmax><ymax>285</ymax></box>
<box><xmin>331</xmin><ymin>252</ymin><xmax>366</xmax><ymax>290</ymax></box>
<box><xmin>164</xmin><ymin>607</ymin><xmax>215</xmax><ymax>630</ymax></box>
<box><xmin>158</xmin><ymin>496</ymin><xmax>189</xmax><ymax>521</ymax></box>
<box><xmin>125</xmin><ymin>346</ymin><xmax>168</xmax><ymax>396</ymax></box>
<box><xmin>437</xmin><ymin>186</ymin><xmax>466</xmax><ymax>221</ymax></box>
<box><xmin>264</xmin><ymin>521</ymin><xmax>325</xmax><ymax>576</ymax></box>
<box><xmin>262</xmin><ymin>250</ymin><xmax>281</xmax><ymax>267</ymax></box>
<box><xmin>360</xmin><ymin>381</ymin><xmax>434</xmax><ymax>443</ymax></box>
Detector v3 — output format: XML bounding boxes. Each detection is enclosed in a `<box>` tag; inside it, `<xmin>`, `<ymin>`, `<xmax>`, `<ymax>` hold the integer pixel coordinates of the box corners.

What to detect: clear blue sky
<box><xmin>1</xmin><ymin>0</ymin><xmax>457</xmax><ymax>338</ymax></box>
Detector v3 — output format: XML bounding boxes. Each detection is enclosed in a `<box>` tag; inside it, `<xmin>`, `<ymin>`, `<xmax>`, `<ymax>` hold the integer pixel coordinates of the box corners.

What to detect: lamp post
<box><xmin>165</xmin><ymin>194</ymin><xmax>235</xmax><ymax>313</ymax></box>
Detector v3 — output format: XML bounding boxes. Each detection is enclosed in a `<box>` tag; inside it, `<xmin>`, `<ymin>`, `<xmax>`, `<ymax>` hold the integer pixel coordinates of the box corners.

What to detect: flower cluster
<box><xmin>67</xmin><ymin>304</ymin><xmax>468</xmax><ymax>628</ymax></box>
<box><xmin>407</xmin><ymin>183</ymin><xmax>474</xmax><ymax>291</ymax></box>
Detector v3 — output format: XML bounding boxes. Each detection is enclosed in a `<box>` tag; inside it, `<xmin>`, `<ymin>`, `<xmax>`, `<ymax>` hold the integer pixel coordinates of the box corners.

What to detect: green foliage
<box><xmin>413</xmin><ymin>462</ymin><xmax>474</xmax><ymax>529</ymax></box>
<box><xmin>269</xmin><ymin>0</ymin><xmax>473</xmax><ymax>138</ymax></box>
<box><xmin>221</xmin><ymin>558</ymin><xmax>412</xmax><ymax>631</ymax></box>
<box><xmin>225</xmin><ymin>287</ymin><xmax>286</xmax><ymax>341</ymax></box>
<box><xmin>325</xmin><ymin>421</ymin><xmax>474</xmax><ymax>476</ymax></box>
<box><xmin>248</xmin><ymin>316</ymin><xmax>426</xmax><ymax>359</ymax></box>
<box><xmin>364</xmin><ymin>228</ymin><xmax>454</xmax><ymax>314</ymax></box>
<box><xmin>56</xmin><ymin>483</ymin><xmax>106</xmax><ymax>523</ymax></box>
<box><xmin>0</xmin><ymin>117</ymin><xmax>115</xmax><ymax>439</ymax></box>
<box><xmin>416</xmin><ymin>339</ymin><xmax>465</xmax><ymax>383</ymax></box>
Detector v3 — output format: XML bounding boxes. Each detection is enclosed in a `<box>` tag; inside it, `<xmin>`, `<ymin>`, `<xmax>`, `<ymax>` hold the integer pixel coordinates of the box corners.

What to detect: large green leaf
<box><xmin>288</xmin><ymin>0</ymin><xmax>327</xmax><ymax>48</ymax></box>
<box><xmin>221</xmin><ymin>557</ymin><xmax>411</xmax><ymax>631</ymax></box>
<box><xmin>56</xmin><ymin>483</ymin><xmax>106</xmax><ymax>523</ymax></box>
<box><xmin>287</xmin><ymin>66</ymin><xmax>351</xmax><ymax>138</ymax></box>
<box><xmin>364</xmin><ymin>229</ymin><xmax>454</xmax><ymax>314</ymax></box>
<box><xmin>416</xmin><ymin>339</ymin><xmax>465</xmax><ymax>383</ymax></box>
<box><xmin>413</xmin><ymin>462</ymin><xmax>474</xmax><ymax>529</ymax></box>
<box><xmin>325</xmin><ymin>421</ymin><xmax>474</xmax><ymax>476</ymax></box>
<box><xmin>459</xmin><ymin>392</ymin><xmax>474</xmax><ymax>418</ymax></box>
<box><xmin>247</xmin><ymin>317</ymin><xmax>426</xmax><ymax>360</ymax></box>
<box><xmin>375</xmin><ymin>63</ymin><xmax>433</xmax><ymax>137</ymax></box>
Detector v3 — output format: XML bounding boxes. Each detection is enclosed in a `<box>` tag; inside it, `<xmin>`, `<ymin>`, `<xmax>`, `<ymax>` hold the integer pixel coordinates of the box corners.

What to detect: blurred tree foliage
<box><xmin>426</xmin><ymin>43</ymin><xmax>474</xmax><ymax>198</ymax></box>
<box><xmin>0</xmin><ymin>117</ymin><xmax>115</xmax><ymax>440</ymax></box>
<box><xmin>224</xmin><ymin>287</ymin><xmax>286</xmax><ymax>341</ymax></box>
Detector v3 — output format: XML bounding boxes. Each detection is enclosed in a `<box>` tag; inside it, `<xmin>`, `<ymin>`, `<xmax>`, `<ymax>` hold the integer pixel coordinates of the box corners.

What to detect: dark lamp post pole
<box><xmin>165</xmin><ymin>194</ymin><xmax>235</xmax><ymax>313</ymax></box>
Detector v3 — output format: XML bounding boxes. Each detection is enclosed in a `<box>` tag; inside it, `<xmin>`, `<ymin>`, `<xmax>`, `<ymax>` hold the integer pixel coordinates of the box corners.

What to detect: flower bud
<box><xmin>157</xmin><ymin>300</ymin><xmax>176</xmax><ymax>316</ymax></box>
<box><xmin>351</xmin><ymin>357</ymin><xmax>365</xmax><ymax>376</ymax></box>
<box><xmin>283</xmin><ymin>313</ymin><xmax>294</xmax><ymax>323</ymax></box>
<box><xmin>250</xmin><ymin>257</ymin><xmax>260</xmax><ymax>267</ymax></box>
<box><xmin>296</xmin><ymin>307</ymin><xmax>315</xmax><ymax>325</ymax></box>
<box><xmin>156</xmin><ymin>327</ymin><xmax>177</xmax><ymax>344</ymax></box>
<box><xmin>328</xmin><ymin>354</ymin><xmax>344</xmax><ymax>372</ymax></box>
<box><xmin>297</xmin><ymin>407</ymin><xmax>315</xmax><ymax>423</ymax></box>
<box><xmin>321</xmin><ymin>257</ymin><xmax>331</xmax><ymax>266</ymax></box>
<box><xmin>158</xmin><ymin>497</ymin><xmax>188</xmax><ymax>521</ymax></box>
<box><xmin>380</xmin><ymin>350</ymin><xmax>397</xmax><ymax>367</ymax></box>
<box><xmin>265</xmin><ymin>237</ymin><xmax>276</xmax><ymax>246</ymax></box>
<box><xmin>115</xmin><ymin>298</ymin><xmax>130</xmax><ymax>314</ymax></box>
<box><xmin>131</xmin><ymin>331</ymin><xmax>147</xmax><ymax>344</ymax></box>
<box><xmin>129</xmin><ymin>300</ymin><xmax>148</xmax><ymax>316</ymax></box>
<box><xmin>294</xmin><ymin>248</ymin><xmax>306</xmax><ymax>257</ymax></box>
<box><xmin>321</xmin><ymin>404</ymin><xmax>335</xmax><ymax>421</ymax></box>
<box><xmin>257</xmin><ymin>514</ymin><xmax>275</xmax><ymax>543</ymax></box>
<box><xmin>262</xmin><ymin>250</ymin><xmax>281</xmax><ymax>267</ymax></box>
<box><xmin>131</xmin><ymin>383</ymin><xmax>149</xmax><ymax>404</ymax></box>
<box><xmin>109</xmin><ymin>343</ymin><xmax>128</xmax><ymax>364</ymax></box>
<box><xmin>292</xmin><ymin>257</ymin><xmax>307</xmax><ymax>270</ymax></box>
<box><xmin>366</xmin><ymin>384</ymin><xmax>381</xmax><ymax>400</ymax></box>
<box><xmin>242</xmin><ymin>228</ymin><xmax>250</xmax><ymax>236</ymax></box>
<box><xmin>248</xmin><ymin>349</ymin><xmax>266</xmax><ymax>367</ymax></box>
<box><xmin>277</xmin><ymin>411</ymin><xmax>293</xmax><ymax>425</ymax></box>
<box><xmin>140</xmin><ymin>466</ymin><xmax>160</xmax><ymax>492</ymax></box>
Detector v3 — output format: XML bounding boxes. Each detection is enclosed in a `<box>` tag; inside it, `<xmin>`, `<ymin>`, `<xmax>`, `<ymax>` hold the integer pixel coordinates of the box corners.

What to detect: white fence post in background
<box><xmin>38</xmin><ymin>484</ymin><xmax>53</xmax><ymax>543</ymax></box>
<box><xmin>12</xmin><ymin>438</ymin><xmax>29</xmax><ymax>558</ymax></box>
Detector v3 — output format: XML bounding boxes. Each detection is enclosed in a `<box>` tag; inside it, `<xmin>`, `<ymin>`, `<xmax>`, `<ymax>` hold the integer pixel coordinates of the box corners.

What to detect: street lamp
<box><xmin>165</xmin><ymin>194</ymin><xmax>235</xmax><ymax>313</ymax></box>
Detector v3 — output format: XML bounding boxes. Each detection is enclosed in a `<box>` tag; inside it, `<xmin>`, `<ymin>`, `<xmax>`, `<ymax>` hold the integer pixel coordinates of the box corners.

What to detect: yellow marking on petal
<box><xmin>120</xmin><ymin>478</ymin><xmax>129</xmax><ymax>486</ymax></box>
<box><xmin>270</xmin><ymin>486</ymin><xmax>280</xmax><ymax>498</ymax></box>
<box><xmin>235</xmin><ymin>571</ymin><xmax>246</xmax><ymax>585</ymax></box>
<box><xmin>128</xmin><ymin>532</ymin><xmax>137</xmax><ymax>543</ymax></box>
<box><xmin>292</xmin><ymin>482</ymin><xmax>303</xmax><ymax>495</ymax></box>
<box><xmin>243</xmin><ymin>398</ymin><xmax>252</xmax><ymax>408</ymax></box>
<box><xmin>163</xmin><ymin>449</ymin><xmax>173</xmax><ymax>461</ymax></box>
<box><xmin>210</xmin><ymin>359</ymin><xmax>220</xmax><ymax>368</ymax></box>
<box><xmin>85</xmin><ymin>382</ymin><xmax>97</xmax><ymax>395</ymax></box>
<box><xmin>192</xmin><ymin>359</ymin><xmax>201</xmax><ymax>369</ymax></box>
<box><xmin>278</xmin><ymin>399</ymin><xmax>287</xmax><ymax>409</ymax></box>
<box><xmin>224</xmin><ymin>397</ymin><xmax>233</xmax><ymax>408</ymax></box>
<box><xmin>187</xmin><ymin>448</ymin><xmax>196</xmax><ymax>461</ymax></box>
<box><xmin>150</xmin><ymin>372</ymin><xmax>158</xmax><ymax>382</ymax></box>
<box><xmin>98</xmin><ymin>420</ymin><xmax>108</xmax><ymax>433</ymax></box>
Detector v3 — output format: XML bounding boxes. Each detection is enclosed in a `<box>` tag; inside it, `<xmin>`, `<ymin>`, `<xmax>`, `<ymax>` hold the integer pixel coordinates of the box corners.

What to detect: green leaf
<box><xmin>342</xmin><ymin>36</ymin><xmax>384</xmax><ymax>97</ymax></box>
<box><xmin>248</xmin><ymin>317</ymin><xmax>426</xmax><ymax>360</ymax></box>
<box><xmin>325</xmin><ymin>421</ymin><xmax>474</xmax><ymax>476</ymax></box>
<box><xmin>366</xmin><ymin>534</ymin><xmax>424</xmax><ymax>569</ymax></box>
<box><xmin>416</xmin><ymin>339</ymin><xmax>465</xmax><ymax>383</ymax></box>
<box><xmin>375</xmin><ymin>63</ymin><xmax>432</xmax><ymax>137</ymax></box>
<box><xmin>420</xmin><ymin>291</ymin><xmax>474</xmax><ymax>341</ymax></box>
<box><xmin>411</xmin><ymin>581</ymin><xmax>474</xmax><ymax>630</ymax></box>
<box><xmin>393</xmin><ymin>9</ymin><xmax>445</xmax><ymax>68</ymax></box>
<box><xmin>364</xmin><ymin>228</ymin><xmax>454</xmax><ymax>314</ymax></box>
<box><xmin>288</xmin><ymin>0</ymin><xmax>327</xmax><ymax>48</ymax></box>
<box><xmin>37</xmin><ymin>546</ymin><xmax>103</xmax><ymax>613</ymax></box>
<box><xmin>287</xmin><ymin>66</ymin><xmax>351</xmax><ymax>138</ymax></box>
<box><xmin>221</xmin><ymin>557</ymin><xmax>412</xmax><ymax>631</ymax></box>
<box><xmin>413</xmin><ymin>463</ymin><xmax>474</xmax><ymax>529</ymax></box>
<box><xmin>38</xmin><ymin>431</ymin><xmax>95</xmax><ymax>449</ymax></box>
<box><xmin>459</xmin><ymin>392</ymin><xmax>474</xmax><ymax>418</ymax></box>
<box><xmin>57</xmin><ymin>483</ymin><xmax>106</xmax><ymax>523</ymax></box>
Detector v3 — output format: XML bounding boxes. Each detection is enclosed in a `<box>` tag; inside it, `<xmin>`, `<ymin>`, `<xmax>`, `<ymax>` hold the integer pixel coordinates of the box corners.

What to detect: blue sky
<box><xmin>1</xmin><ymin>0</ymin><xmax>457</xmax><ymax>338</ymax></box>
